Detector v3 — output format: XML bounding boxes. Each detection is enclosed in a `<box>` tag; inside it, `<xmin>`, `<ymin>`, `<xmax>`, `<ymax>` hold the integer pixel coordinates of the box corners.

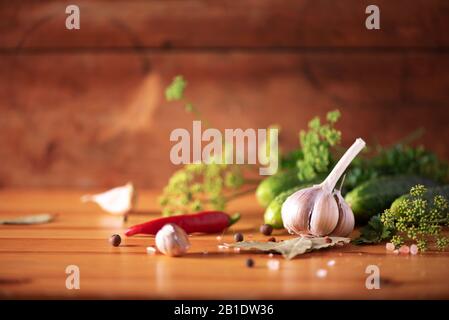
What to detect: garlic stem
<box><xmin>322</xmin><ymin>138</ymin><xmax>366</xmax><ymax>192</ymax></box>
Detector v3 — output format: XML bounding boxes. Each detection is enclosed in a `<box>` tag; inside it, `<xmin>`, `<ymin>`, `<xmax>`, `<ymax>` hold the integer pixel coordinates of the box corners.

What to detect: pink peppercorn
<box><xmin>399</xmin><ymin>245</ymin><xmax>410</xmax><ymax>254</ymax></box>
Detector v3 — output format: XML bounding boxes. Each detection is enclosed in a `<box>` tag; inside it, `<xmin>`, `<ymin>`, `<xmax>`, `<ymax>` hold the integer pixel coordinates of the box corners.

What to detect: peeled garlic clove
<box><xmin>81</xmin><ymin>182</ymin><xmax>136</xmax><ymax>215</ymax></box>
<box><xmin>155</xmin><ymin>223</ymin><xmax>191</xmax><ymax>257</ymax></box>
<box><xmin>330</xmin><ymin>191</ymin><xmax>355</xmax><ymax>237</ymax></box>
<box><xmin>309</xmin><ymin>193</ymin><xmax>339</xmax><ymax>236</ymax></box>
<box><xmin>282</xmin><ymin>186</ymin><xmax>320</xmax><ymax>235</ymax></box>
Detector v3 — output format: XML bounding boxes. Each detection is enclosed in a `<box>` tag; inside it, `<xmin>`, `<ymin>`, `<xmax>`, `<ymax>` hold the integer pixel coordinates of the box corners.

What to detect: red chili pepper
<box><xmin>125</xmin><ymin>211</ymin><xmax>240</xmax><ymax>236</ymax></box>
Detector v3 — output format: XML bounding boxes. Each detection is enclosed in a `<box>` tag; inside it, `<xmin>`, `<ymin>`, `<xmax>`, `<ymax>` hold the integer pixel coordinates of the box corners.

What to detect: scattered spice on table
<box><xmin>109</xmin><ymin>234</ymin><xmax>121</xmax><ymax>247</ymax></box>
<box><xmin>267</xmin><ymin>237</ymin><xmax>276</xmax><ymax>242</ymax></box>
<box><xmin>267</xmin><ymin>259</ymin><xmax>280</xmax><ymax>270</ymax></box>
<box><xmin>234</xmin><ymin>232</ymin><xmax>244</xmax><ymax>242</ymax></box>
<box><xmin>146</xmin><ymin>246</ymin><xmax>156</xmax><ymax>255</ymax></box>
<box><xmin>399</xmin><ymin>245</ymin><xmax>410</xmax><ymax>254</ymax></box>
<box><xmin>260</xmin><ymin>224</ymin><xmax>273</xmax><ymax>236</ymax></box>
<box><xmin>246</xmin><ymin>258</ymin><xmax>255</xmax><ymax>268</ymax></box>
<box><xmin>316</xmin><ymin>269</ymin><xmax>327</xmax><ymax>278</ymax></box>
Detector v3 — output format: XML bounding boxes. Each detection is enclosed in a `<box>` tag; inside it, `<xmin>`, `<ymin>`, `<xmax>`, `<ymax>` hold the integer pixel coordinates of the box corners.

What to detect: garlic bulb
<box><xmin>155</xmin><ymin>223</ymin><xmax>191</xmax><ymax>257</ymax></box>
<box><xmin>81</xmin><ymin>182</ymin><xmax>136</xmax><ymax>215</ymax></box>
<box><xmin>281</xmin><ymin>138</ymin><xmax>365</xmax><ymax>237</ymax></box>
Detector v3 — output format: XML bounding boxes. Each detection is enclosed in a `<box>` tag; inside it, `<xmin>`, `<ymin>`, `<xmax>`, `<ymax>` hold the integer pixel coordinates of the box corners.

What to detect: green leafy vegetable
<box><xmin>381</xmin><ymin>184</ymin><xmax>449</xmax><ymax>251</ymax></box>
<box><xmin>345</xmin><ymin>144</ymin><xmax>449</xmax><ymax>191</ymax></box>
<box><xmin>226</xmin><ymin>236</ymin><xmax>350</xmax><ymax>260</ymax></box>
<box><xmin>353</xmin><ymin>215</ymin><xmax>393</xmax><ymax>245</ymax></box>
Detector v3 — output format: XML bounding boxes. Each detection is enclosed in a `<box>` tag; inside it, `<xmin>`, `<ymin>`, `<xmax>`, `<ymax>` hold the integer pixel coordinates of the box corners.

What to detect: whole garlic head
<box><xmin>155</xmin><ymin>223</ymin><xmax>191</xmax><ymax>257</ymax></box>
<box><xmin>282</xmin><ymin>138</ymin><xmax>365</xmax><ymax>237</ymax></box>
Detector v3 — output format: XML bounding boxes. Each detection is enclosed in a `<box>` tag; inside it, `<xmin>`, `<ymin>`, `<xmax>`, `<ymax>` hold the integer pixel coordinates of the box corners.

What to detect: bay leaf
<box><xmin>225</xmin><ymin>236</ymin><xmax>350</xmax><ymax>260</ymax></box>
<box><xmin>0</xmin><ymin>213</ymin><xmax>55</xmax><ymax>225</ymax></box>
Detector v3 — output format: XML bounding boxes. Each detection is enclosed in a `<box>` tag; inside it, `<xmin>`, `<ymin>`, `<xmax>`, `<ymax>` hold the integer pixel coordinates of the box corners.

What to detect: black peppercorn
<box><xmin>234</xmin><ymin>232</ymin><xmax>244</xmax><ymax>242</ymax></box>
<box><xmin>260</xmin><ymin>224</ymin><xmax>273</xmax><ymax>236</ymax></box>
<box><xmin>246</xmin><ymin>258</ymin><xmax>255</xmax><ymax>268</ymax></box>
<box><xmin>109</xmin><ymin>234</ymin><xmax>121</xmax><ymax>247</ymax></box>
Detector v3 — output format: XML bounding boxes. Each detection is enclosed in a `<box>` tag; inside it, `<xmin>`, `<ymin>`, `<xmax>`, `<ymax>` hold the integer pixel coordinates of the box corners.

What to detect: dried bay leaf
<box><xmin>0</xmin><ymin>213</ymin><xmax>55</xmax><ymax>225</ymax></box>
<box><xmin>225</xmin><ymin>236</ymin><xmax>350</xmax><ymax>260</ymax></box>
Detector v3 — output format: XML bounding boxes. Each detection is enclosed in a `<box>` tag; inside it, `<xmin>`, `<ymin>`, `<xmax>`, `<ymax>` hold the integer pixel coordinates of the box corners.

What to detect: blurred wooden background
<box><xmin>0</xmin><ymin>0</ymin><xmax>448</xmax><ymax>188</ymax></box>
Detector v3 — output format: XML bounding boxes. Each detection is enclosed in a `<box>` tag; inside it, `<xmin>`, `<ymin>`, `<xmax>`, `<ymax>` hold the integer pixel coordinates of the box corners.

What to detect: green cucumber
<box><xmin>390</xmin><ymin>185</ymin><xmax>449</xmax><ymax>212</ymax></box>
<box><xmin>345</xmin><ymin>175</ymin><xmax>438</xmax><ymax>222</ymax></box>
<box><xmin>256</xmin><ymin>169</ymin><xmax>300</xmax><ymax>207</ymax></box>
<box><xmin>264</xmin><ymin>184</ymin><xmax>313</xmax><ymax>229</ymax></box>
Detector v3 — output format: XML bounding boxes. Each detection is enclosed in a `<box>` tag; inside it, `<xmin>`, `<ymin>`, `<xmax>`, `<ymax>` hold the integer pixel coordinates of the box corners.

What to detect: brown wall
<box><xmin>1</xmin><ymin>0</ymin><xmax>449</xmax><ymax>188</ymax></box>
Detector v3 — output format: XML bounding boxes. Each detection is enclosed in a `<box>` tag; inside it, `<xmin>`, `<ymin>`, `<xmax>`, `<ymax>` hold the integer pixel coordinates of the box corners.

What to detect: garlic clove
<box><xmin>81</xmin><ymin>182</ymin><xmax>136</xmax><ymax>215</ymax></box>
<box><xmin>282</xmin><ymin>186</ymin><xmax>320</xmax><ymax>235</ymax></box>
<box><xmin>330</xmin><ymin>191</ymin><xmax>355</xmax><ymax>237</ymax></box>
<box><xmin>309</xmin><ymin>193</ymin><xmax>339</xmax><ymax>236</ymax></box>
<box><xmin>155</xmin><ymin>223</ymin><xmax>191</xmax><ymax>257</ymax></box>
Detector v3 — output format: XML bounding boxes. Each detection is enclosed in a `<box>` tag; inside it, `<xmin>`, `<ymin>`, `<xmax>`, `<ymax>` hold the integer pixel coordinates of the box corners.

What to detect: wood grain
<box><xmin>1</xmin><ymin>0</ymin><xmax>449</xmax><ymax>49</ymax></box>
<box><xmin>0</xmin><ymin>189</ymin><xmax>448</xmax><ymax>299</ymax></box>
<box><xmin>0</xmin><ymin>52</ymin><xmax>448</xmax><ymax>188</ymax></box>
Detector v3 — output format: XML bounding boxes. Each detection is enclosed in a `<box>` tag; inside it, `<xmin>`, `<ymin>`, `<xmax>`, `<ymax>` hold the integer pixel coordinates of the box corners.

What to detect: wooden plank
<box><xmin>0</xmin><ymin>189</ymin><xmax>448</xmax><ymax>299</ymax></box>
<box><xmin>1</xmin><ymin>0</ymin><xmax>449</xmax><ymax>49</ymax></box>
<box><xmin>0</xmin><ymin>52</ymin><xmax>448</xmax><ymax>188</ymax></box>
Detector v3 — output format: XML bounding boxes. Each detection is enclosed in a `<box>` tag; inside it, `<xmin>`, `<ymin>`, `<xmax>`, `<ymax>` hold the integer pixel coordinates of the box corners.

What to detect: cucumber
<box><xmin>345</xmin><ymin>175</ymin><xmax>438</xmax><ymax>222</ymax></box>
<box><xmin>256</xmin><ymin>169</ymin><xmax>300</xmax><ymax>207</ymax></box>
<box><xmin>264</xmin><ymin>184</ymin><xmax>313</xmax><ymax>229</ymax></box>
<box><xmin>390</xmin><ymin>185</ymin><xmax>449</xmax><ymax>212</ymax></box>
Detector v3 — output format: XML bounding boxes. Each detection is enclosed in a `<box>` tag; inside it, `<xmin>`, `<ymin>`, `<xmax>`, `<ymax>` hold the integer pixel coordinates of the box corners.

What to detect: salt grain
<box><xmin>410</xmin><ymin>244</ymin><xmax>419</xmax><ymax>255</ymax></box>
<box><xmin>146</xmin><ymin>246</ymin><xmax>156</xmax><ymax>255</ymax></box>
<box><xmin>268</xmin><ymin>253</ymin><xmax>274</xmax><ymax>258</ymax></box>
<box><xmin>327</xmin><ymin>260</ymin><xmax>336</xmax><ymax>267</ymax></box>
<box><xmin>316</xmin><ymin>269</ymin><xmax>327</xmax><ymax>278</ymax></box>
<box><xmin>217</xmin><ymin>245</ymin><xmax>228</xmax><ymax>250</ymax></box>
<box><xmin>267</xmin><ymin>259</ymin><xmax>280</xmax><ymax>270</ymax></box>
<box><xmin>216</xmin><ymin>236</ymin><xmax>222</xmax><ymax>241</ymax></box>
<box><xmin>233</xmin><ymin>247</ymin><xmax>241</xmax><ymax>253</ymax></box>
<box><xmin>386</xmin><ymin>242</ymin><xmax>395</xmax><ymax>251</ymax></box>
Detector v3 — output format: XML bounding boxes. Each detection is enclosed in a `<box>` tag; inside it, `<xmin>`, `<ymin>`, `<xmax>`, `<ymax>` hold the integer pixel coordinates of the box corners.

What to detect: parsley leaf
<box><xmin>353</xmin><ymin>215</ymin><xmax>393</xmax><ymax>245</ymax></box>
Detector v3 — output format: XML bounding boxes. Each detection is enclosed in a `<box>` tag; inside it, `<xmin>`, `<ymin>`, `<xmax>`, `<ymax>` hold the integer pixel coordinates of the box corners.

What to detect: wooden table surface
<box><xmin>0</xmin><ymin>189</ymin><xmax>448</xmax><ymax>299</ymax></box>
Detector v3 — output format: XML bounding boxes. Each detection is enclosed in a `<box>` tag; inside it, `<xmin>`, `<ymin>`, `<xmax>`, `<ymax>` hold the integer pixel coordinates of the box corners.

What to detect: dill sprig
<box><xmin>381</xmin><ymin>185</ymin><xmax>449</xmax><ymax>251</ymax></box>
<box><xmin>160</xmin><ymin>76</ymin><xmax>257</xmax><ymax>216</ymax></box>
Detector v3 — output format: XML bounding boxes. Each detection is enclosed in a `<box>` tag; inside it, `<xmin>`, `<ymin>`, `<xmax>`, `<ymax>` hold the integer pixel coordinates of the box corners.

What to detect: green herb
<box><xmin>165</xmin><ymin>76</ymin><xmax>187</xmax><ymax>101</ymax></box>
<box><xmin>160</xmin><ymin>76</ymin><xmax>257</xmax><ymax>216</ymax></box>
<box><xmin>159</xmin><ymin>162</ymin><xmax>253</xmax><ymax>216</ymax></box>
<box><xmin>296</xmin><ymin>110</ymin><xmax>341</xmax><ymax>181</ymax></box>
<box><xmin>345</xmin><ymin>144</ymin><xmax>449</xmax><ymax>191</ymax></box>
<box><xmin>226</xmin><ymin>236</ymin><xmax>350</xmax><ymax>260</ymax></box>
<box><xmin>353</xmin><ymin>215</ymin><xmax>393</xmax><ymax>245</ymax></box>
<box><xmin>381</xmin><ymin>184</ymin><xmax>449</xmax><ymax>251</ymax></box>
